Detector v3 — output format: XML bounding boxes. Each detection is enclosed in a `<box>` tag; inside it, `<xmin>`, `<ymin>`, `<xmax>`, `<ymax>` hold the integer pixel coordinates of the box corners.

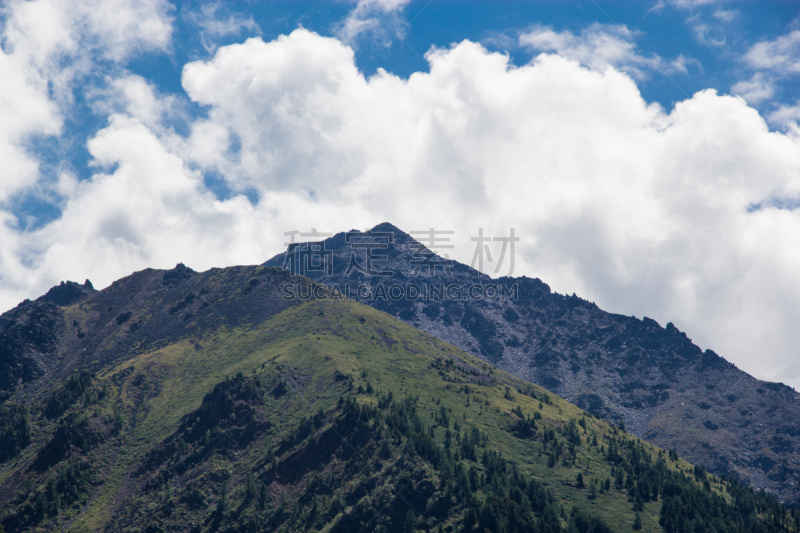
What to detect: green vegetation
<box><xmin>8</xmin><ymin>459</ymin><xmax>95</xmax><ymax>530</ymax></box>
<box><xmin>43</xmin><ymin>372</ymin><xmax>98</xmax><ymax>419</ymax></box>
<box><xmin>0</xmin><ymin>297</ymin><xmax>796</xmax><ymax>532</ymax></box>
<box><xmin>0</xmin><ymin>404</ymin><xmax>31</xmax><ymax>462</ymax></box>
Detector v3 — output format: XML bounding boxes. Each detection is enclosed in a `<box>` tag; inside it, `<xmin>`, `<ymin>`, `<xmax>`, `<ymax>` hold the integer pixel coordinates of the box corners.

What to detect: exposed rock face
<box><xmin>264</xmin><ymin>222</ymin><xmax>800</xmax><ymax>504</ymax></box>
<box><xmin>0</xmin><ymin>279</ymin><xmax>96</xmax><ymax>398</ymax></box>
<box><xmin>0</xmin><ymin>300</ymin><xmax>64</xmax><ymax>397</ymax></box>
<box><xmin>41</xmin><ymin>280</ymin><xmax>95</xmax><ymax>306</ymax></box>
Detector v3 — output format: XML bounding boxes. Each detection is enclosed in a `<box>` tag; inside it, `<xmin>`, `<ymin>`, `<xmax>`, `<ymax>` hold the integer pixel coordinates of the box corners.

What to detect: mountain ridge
<box><xmin>264</xmin><ymin>221</ymin><xmax>800</xmax><ymax>505</ymax></box>
<box><xmin>0</xmin><ymin>264</ymin><xmax>795</xmax><ymax>532</ymax></box>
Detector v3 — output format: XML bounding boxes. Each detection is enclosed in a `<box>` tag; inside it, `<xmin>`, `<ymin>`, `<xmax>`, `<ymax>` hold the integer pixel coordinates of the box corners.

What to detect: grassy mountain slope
<box><xmin>0</xmin><ymin>267</ymin><xmax>796</xmax><ymax>532</ymax></box>
<box><xmin>263</xmin><ymin>222</ymin><xmax>800</xmax><ymax>505</ymax></box>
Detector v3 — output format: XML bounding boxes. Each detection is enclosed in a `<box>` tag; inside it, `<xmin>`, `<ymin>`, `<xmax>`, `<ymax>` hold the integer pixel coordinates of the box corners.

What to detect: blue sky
<box><xmin>2</xmin><ymin>0</ymin><xmax>800</xmax><ymax>387</ymax></box>
<box><xmin>161</xmin><ymin>1</ymin><xmax>800</xmax><ymax>113</ymax></box>
<box><xmin>17</xmin><ymin>0</ymin><xmax>800</xmax><ymax>232</ymax></box>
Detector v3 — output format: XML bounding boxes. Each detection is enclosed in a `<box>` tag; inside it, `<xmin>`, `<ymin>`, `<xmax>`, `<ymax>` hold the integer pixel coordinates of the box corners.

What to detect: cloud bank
<box><xmin>2</xmin><ymin>3</ymin><xmax>800</xmax><ymax>390</ymax></box>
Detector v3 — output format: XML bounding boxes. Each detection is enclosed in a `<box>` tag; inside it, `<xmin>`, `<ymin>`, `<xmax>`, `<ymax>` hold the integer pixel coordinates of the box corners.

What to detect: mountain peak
<box><xmin>163</xmin><ymin>262</ymin><xmax>197</xmax><ymax>285</ymax></box>
<box><xmin>369</xmin><ymin>220</ymin><xmax>409</xmax><ymax>236</ymax></box>
<box><xmin>262</xmin><ymin>221</ymin><xmax>800</xmax><ymax>505</ymax></box>
<box><xmin>40</xmin><ymin>279</ymin><xmax>96</xmax><ymax>307</ymax></box>
<box><xmin>346</xmin><ymin>221</ymin><xmax>416</xmax><ymax>245</ymax></box>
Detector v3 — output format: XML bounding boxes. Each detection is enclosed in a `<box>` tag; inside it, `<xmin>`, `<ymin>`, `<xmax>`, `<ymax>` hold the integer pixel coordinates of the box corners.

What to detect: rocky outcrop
<box><xmin>41</xmin><ymin>280</ymin><xmax>95</xmax><ymax>306</ymax></box>
<box><xmin>0</xmin><ymin>300</ymin><xmax>64</xmax><ymax>397</ymax></box>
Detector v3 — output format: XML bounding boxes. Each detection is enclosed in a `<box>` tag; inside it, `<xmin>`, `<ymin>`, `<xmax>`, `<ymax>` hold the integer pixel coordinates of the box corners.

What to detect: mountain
<box><xmin>0</xmin><ymin>265</ymin><xmax>795</xmax><ymax>532</ymax></box>
<box><xmin>0</xmin><ymin>280</ymin><xmax>95</xmax><ymax>397</ymax></box>
<box><xmin>264</xmin><ymin>222</ymin><xmax>800</xmax><ymax>505</ymax></box>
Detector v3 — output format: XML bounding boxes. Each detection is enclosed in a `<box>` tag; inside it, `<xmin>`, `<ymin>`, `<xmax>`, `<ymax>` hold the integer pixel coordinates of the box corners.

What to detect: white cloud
<box><xmin>745</xmin><ymin>30</ymin><xmax>800</xmax><ymax>73</ymax></box>
<box><xmin>519</xmin><ymin>23</ymin><xmax>695</xmax><ymax>79</ymax></box>
<box><xmin>687</xmin><ymin>14</ymin><xmax>726</xmax><ymax>47</ymax></box>
<box><xmin>767</xmin><ymin>103</ymin><xmax>800</xmax><ymax>128</ymax></box>
<box><xmin>0</xmin><ymin>0</ymin><xmax>173</xmax><ymax>303</ymax></box>
<box><xmin>2</xmin><ymin>0</ymin><xmax>172</xmax><ymax>68</ymax></box>
<box><xmin>734</xmin><ymin>30</ymin><xmax>800</xmax><ymax>109</ymax></box>
<box><xmin>4</xmin><ymin>26</ymin><xmax>800</xmax><ymax>395</ymax></box>
<box><xmin>520</xmin><ymin>24</ymin><xmax>652</xmax><ymax>74</ymax></box>
<box><xmin>335</xmin><ymin>0</ymin><xmax>411</xmax><ymax>46</ymax></box>
<box><xmin>0</xmin><ymin>0</ymin><xmax>173</xmax><ymax>202</ymax></box>
<box><xmin>678</xmin><ymin>2</ymin><xmax>737</xmax><ymax>49</ymax></box>
<box><xmin>712</xmin><ymin>9</ymin><xmax>737</xmax><ymax>23</ymax></box>
<box><xmin>670</xmin><ymin>0</ymin><xmax>725</xmax><ymax>8</ymax></box>
<box><xmin>670</xmin><ymin>54</ymin><xmax>702</xmax><ymax>74</ymax></box>
<box><xmin>731</xmin><ymin>73</ymin><xmax>775</xmax><ymax>105</ymax></box>
<box><xmin>186</xmin><ymin>3</ymin><xmax>260</xmax><ymax>53</ymax></box>
<box><xmin>480</xmin><ymin>32</ymin><xmax>517</xmax><ymax>52</ymax></box>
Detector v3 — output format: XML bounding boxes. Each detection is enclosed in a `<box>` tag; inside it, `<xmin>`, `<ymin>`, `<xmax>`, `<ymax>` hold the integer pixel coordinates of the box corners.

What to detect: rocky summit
<box><xmin>264</xmin><ymin>222</ymin><xmax>800</xmax><ymax>505</ymax></box>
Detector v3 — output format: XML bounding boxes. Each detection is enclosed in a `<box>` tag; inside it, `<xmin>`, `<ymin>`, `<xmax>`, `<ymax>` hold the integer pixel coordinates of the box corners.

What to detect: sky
<box><xmin>2</xmin><ymin>0</ymin><xmax>800</xmax><ymax>387</ymax></box>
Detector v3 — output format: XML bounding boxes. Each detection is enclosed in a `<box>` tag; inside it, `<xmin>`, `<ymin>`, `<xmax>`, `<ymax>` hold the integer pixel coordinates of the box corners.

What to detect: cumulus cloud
<box><xmin>1</xmin><ymin>0</ymin><xmax>172</xmax><ymax>68</ymax></box>
<box><xmin>335</xmin><ymin>0</ymin><xmax>411</xmax><ymax>46</ymax></box>
<box><xmin>0</xmin><ymin>0</ymin><xmax>172</xmax><ymax>202</ymax></box>
<box><xmin>744</xmin><ymin>30</ymin><xmax>800</xmax><ymax>73</ymax></box>
<box><xmin>731</xmin><ymin>73</ymin><xmax>775</xmax><ymax>105</ymax></box>
<box><xmin>4</xmin><ymin>23</ymin><xmax>800</xmax><ymax>394</ymax></box>
<box><xmin>519</xmin><ymin>23</ymin><xmax>695</xmax><ymax>79</ymax></box>
<box><xmin>0</xmin><ymin>0</ymin><xmax>173</xmax><ymax>302</ymax></box>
